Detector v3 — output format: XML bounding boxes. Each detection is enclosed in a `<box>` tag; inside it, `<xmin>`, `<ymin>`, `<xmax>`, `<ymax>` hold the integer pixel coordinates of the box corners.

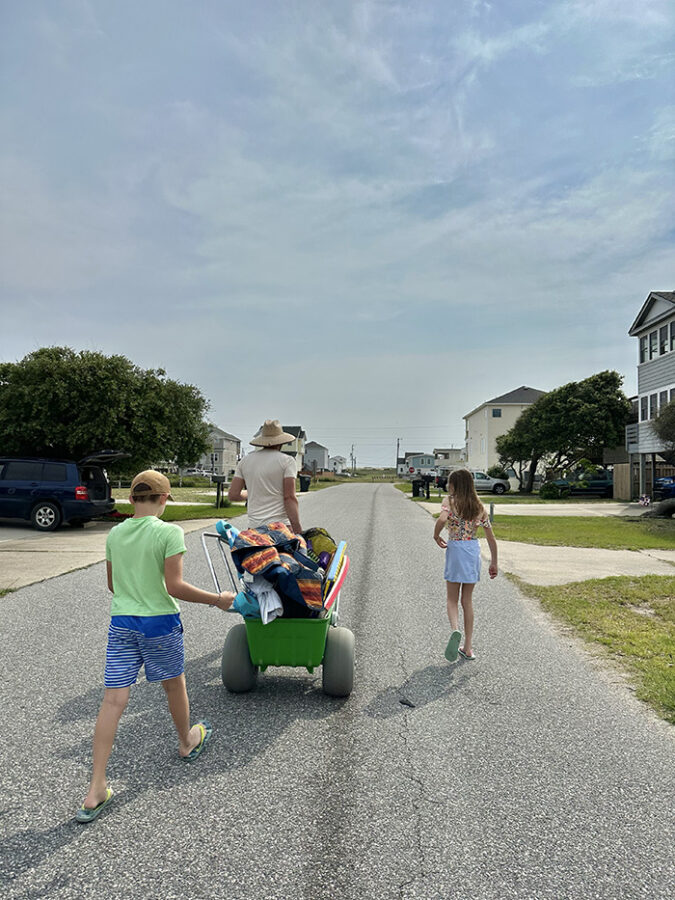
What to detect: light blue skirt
<box><xmin>444</xmin><ymin>540</ymin><xmax>481</xmax><ymax>583</ymax></box>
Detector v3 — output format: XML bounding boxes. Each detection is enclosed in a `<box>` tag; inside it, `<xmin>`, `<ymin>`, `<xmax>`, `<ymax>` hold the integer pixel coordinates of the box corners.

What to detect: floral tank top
<box><xmin>441</xmin><ymin>500</ymin><xmax>492</xmax><ymax>541</ymax></box>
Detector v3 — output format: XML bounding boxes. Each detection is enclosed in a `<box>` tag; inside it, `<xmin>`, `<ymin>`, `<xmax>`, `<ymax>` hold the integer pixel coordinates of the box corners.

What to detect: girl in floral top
<box><xmin>433</xmin><ymin>469</ymin><xmax>498</xmax><ymax>661</ymax></box>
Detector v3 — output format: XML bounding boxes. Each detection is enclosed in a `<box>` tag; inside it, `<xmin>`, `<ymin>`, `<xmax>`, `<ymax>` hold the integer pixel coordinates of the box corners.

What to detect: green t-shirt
<box><xmin>105</xmin><ymin>516</ymin><xmax>186</xmax><ymax>616</ymax></box>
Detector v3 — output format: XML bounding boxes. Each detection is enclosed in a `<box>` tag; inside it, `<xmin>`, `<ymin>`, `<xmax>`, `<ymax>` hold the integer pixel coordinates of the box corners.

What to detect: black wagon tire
<box><xmin>221</xmin><ymin>624</ymin><xmax>258</xmax><ymax>692</ymax></box>
<box><xmin>492</xmin><ymin>484</ymin><xmax>506</xmax><ymax>494</ymax></box>
<box><xmin>31</xmin><ymin>502</ymin><xmax>61</xmax><ymax>531</ymax></box>
<box><xmin>322</xmin><ymin>626</ymin><xmax>355</xmax><ymax>697</ymax></box>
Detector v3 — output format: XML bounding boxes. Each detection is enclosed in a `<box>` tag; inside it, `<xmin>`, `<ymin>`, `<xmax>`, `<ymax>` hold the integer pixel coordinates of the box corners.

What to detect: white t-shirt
<box><xmin>234</xmin><ymin>449</ymin><xmax>297</xmax><ymax>527</ymax></box>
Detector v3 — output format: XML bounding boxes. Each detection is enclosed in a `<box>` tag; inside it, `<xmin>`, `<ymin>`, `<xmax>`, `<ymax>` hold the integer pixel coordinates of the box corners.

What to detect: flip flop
<box><xmin>458</xmin><ymin>647</ymin><xmax>476</xmax><ymax>661</ymax></box>
<box><xmin>183</xmin><ymin>720</ymin><xmax>213</xmax><ymax>761</ymax></box>
<box><xmin>444</xmin><ymin>630</ymin><xmax>462</xmax><ymax>662</ymax></box>
<box><xmin>75</xmin><ymin>787</ymin><xmax>114</xmax><ymax>824</ymax></box>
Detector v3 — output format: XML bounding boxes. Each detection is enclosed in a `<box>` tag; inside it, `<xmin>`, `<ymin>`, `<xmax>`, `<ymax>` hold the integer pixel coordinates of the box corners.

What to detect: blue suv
<box><xmin>653</xmin><ymin>477</ymin><xmax>675</xmax><ymax>502</ymax></box>
<box><xmin>0</xmin><ymin>451</ymin><xmax>127</xmax><ymax>531</ymax></box>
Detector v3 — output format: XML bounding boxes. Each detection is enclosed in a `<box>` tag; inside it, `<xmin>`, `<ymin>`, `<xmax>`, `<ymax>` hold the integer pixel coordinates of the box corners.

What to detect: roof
<box><xmin>628</xmin><ymin>291</ymin><xmax>675</xmax><ymax>336</ymax></box>
<box><xmin>208</xmin><ymin>425</ymin><xmax>240</xmax><ymax>442</ymax></box>
<box><xmin>305</xmin><ymin>441</ymin><xmax>328</xmax><ymax>450</ymax></box>
<box><xmin>464</xmin><ymin>386</ymin><xmax>545</xmax><ymax>419</ymax></box>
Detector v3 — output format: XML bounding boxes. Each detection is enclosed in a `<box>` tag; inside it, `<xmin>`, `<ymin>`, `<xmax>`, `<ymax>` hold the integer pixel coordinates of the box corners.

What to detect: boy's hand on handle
<box><xmin>489</xmin><ymin>563</ymin><xmax>498</xmax><ymax>579</ymax></box>
<box><xmin>215</xmin><ymin>591</ymin><xmax>235</xmax><ymax>611</ymax></box>
<box><xmin>434</xmin><ymin>535</ymin><xmax>447</xmax><ymax>549</ymax></box>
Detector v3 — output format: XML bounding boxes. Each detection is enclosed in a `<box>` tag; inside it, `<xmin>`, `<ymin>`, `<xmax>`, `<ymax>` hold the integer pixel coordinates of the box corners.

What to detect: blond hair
<box><xmin>447</xmin><ymin>470</ymin><xmax>483</xmax><ymax>521</ymax></box>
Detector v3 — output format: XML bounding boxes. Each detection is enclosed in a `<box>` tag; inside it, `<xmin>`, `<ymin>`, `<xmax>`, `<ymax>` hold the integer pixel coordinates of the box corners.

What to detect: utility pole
<box><xmin>350</xmin><ymin>444</ymin><xmax>355</xmax><ymax>476</ymax></box>
<box><xmin>396</xmin><ymin>437</ymin><xmax>400</xmax><ymax>472</ymax></box>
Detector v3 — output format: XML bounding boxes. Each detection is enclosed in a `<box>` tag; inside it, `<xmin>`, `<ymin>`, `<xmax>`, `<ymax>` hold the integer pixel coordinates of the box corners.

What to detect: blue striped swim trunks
<box><xmin>104</xmin><ymin>616</ymin><xmax>184</xmax><ymax>688</ymax></box>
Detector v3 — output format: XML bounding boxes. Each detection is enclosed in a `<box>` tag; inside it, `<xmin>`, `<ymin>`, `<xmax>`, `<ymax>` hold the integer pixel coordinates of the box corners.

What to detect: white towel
<box><xmin>248</xmin><ymin>576</ymin><xmax>283</xmax><ymax>625</ymax></box>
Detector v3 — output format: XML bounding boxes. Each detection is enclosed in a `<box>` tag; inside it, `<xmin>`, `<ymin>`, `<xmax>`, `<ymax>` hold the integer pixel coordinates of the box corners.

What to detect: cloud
<box><xmin>1</xmin><ymin>0</ymin><xmax>674</xmax><ymax>462</ymax></box>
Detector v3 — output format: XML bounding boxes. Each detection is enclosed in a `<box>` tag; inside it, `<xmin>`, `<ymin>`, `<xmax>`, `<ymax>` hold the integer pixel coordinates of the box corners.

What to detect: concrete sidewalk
<box><xmin>415</xmin><ymin>502</ymin><xmax>675</xmax><ymax>585</ymax></box>
<box><xmin>486</xmin><ymin>540</ymin><xmax>675</xmax><ymax>586</ymax></box>
<box><xmin>418</xmin><ymin>500</ymin><xmax>643</xmax><ymax>517</ymax></box>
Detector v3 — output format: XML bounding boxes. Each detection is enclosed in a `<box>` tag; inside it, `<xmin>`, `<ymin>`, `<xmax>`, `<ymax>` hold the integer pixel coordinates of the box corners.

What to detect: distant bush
<box><xmin>539</xmin><ymin>481</ymin><xmax>570</xmax><ymax>500</ymax></box>
<box><xmin>168</xmin><ymin>475</ymin><xmax>212</xmax><ymax>487</ymax></box>
<box><xmin>487</xmin><ymin>466</ymin><xmax>509</xmax><ymax>480</ymax></box>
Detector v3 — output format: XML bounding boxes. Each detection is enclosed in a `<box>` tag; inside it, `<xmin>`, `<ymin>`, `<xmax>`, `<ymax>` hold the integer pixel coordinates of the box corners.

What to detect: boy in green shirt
<box><xmin>76</xmin><ymin>470</ymin><xmax>235</xmax><ymax>823</ymax></box>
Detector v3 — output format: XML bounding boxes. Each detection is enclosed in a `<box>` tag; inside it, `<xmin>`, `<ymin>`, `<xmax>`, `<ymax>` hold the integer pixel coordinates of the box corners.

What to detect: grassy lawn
<box><xmin>114</xmin><ymin>503</ymin><xmax>246</xmax><ymax>521</ymax></box>
<box><xmin>492</xmin><ymin>515</ymin><xmax>675</xmax><ymax>550</ymax></box>
<box><xmin>112</xmin><ymin>487</ymin><xmax>218</xmax><ymax>503</ymax></box>
<box><xmin>514</xmin><ymin>575</ymin><xmax>675</xmax><ymax>724</ymax></box>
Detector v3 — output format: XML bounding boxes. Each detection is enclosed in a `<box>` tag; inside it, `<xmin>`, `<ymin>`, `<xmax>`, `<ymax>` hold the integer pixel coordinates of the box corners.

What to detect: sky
<box><xmin>1</xmin><ymin>1</ymin><xmax>674</xmax><ymax>466</ymax></box>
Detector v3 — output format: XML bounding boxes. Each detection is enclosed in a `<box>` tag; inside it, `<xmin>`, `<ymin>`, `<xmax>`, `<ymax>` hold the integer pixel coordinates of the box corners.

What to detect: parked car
<box><xmin>471</xmin><ymin>471</ymin><xmax>511</xmax><ymax>494</ymax></box>
<box><xmin>0</xmin><ymin>451</ymin><xmax>128</xmax><ymax>531</ymax></box>
<box><xmin>433</xmin><ymin>468</ymin><xmax>510</xmax><ymax>494</ymax></box>
<box><xmin>653</xmin><ymin>477</ymin><xmax>675</xmax><ymax>502</ymax></box>
<box><xmin>550</xmin><ymin>469</ymin><xmax>614</xmax><ymax>498</ymax></box>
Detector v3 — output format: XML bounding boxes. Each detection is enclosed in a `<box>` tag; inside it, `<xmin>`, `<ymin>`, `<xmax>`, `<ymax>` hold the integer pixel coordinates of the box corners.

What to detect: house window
<box><xmin>649</xmin><ymin>394</ymin><xmax>657</xmax><ymax>419</ymax></box>
<box><xmin>640</xmin><ymin>396</ymin><xmax>648</xmax><ymax>421</ymax></box>
<box><xmin>649</xmin><ymin>331</ymin><xmax>658</xmax><ymax>360</ymax></box>
<box><xmin>492</xmin><ymin>408</ymin><xmax>502</xmax><ymax>418</ymax></box>
<box><xmin>671</xmin><ymin>388</ymin><xmax>675</xmax><ymax>403</ymax></box>
<box><xmin>660</xmin><ymin>391</ymin><xmax>668</xmax><ymax>409</ymax></box>
<box><xmin>480</xmin><ymin>438</ymin><xmax>485</xmax><ymax>453</ymax></box>
<box><xmin>660</xmin><ymin>326</ymin><xmax>669</xmax><ymax>355</ymax></box>
<box><xmin>671</xmin><ymin>322</ymin><xmax>675</xmax><ymax>352</ymax></box>
<box><xmin>639</xmin><ymin>336</ymin><xmax>648</xmax><ymax>363</ymax></box>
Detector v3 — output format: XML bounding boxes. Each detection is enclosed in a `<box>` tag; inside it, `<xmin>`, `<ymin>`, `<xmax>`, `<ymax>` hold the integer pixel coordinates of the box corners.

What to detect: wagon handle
<box><xmin>201</xmin><ymin>532</ymin><xmax>240</xmax><ymax>600</ymax></box>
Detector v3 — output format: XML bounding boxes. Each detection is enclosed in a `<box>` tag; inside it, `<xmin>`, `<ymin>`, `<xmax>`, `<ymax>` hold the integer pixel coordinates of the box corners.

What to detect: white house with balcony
<box><xmin>434</xmin><ymin>447</ymin><xmax>466</xmax><ymax>467</ymax></box>
<box><xmin>626</xmin><ymin>290</ymin><xmax>675</xmax><ymax>494</ymax></box>
<box><xmin>197</xmin><ymin>425</ymin><xmax>241</xmax><ymax>478</ymax></box>
<box><xmin>464</xmin><ymin>386</ymin><xmax>545</xmax><ymax>471</ymax></box>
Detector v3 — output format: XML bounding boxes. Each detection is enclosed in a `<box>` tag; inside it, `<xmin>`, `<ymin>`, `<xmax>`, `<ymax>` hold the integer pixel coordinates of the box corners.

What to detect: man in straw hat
<box><xmin>228</xmin><ymin>419</ymin><xmax>303</xmax><ymax>534</ymax></box>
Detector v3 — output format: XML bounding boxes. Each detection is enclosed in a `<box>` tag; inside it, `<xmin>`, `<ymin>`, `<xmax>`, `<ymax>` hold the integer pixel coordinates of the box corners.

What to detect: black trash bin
<box><xmin>299</xmin><ymin>474</ymin><xmax>311</xmax><ymax>492</ymax></box>
<box><xmin>411</xmin><ymin>478</ymin><xmax>422</xmax><ymax>497</ymax></box>
<box><xmin>421</xmin><ymin>474</ymin><xmax>432</xmax><ymax>499</ymax></box>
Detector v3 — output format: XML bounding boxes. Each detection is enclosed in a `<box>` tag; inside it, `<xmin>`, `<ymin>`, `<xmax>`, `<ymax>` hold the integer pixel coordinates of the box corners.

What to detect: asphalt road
<box><xmin>1</xmin><ymin>484</ymin><xmax>673</xmax><ymax>899</ymax></box>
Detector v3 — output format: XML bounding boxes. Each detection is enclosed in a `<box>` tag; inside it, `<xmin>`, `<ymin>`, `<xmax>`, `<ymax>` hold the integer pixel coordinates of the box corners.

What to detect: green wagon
<box><xmin>202</xmin><ymin>532</ymin><xmax>354</xmax><ymax>697</ymax></box>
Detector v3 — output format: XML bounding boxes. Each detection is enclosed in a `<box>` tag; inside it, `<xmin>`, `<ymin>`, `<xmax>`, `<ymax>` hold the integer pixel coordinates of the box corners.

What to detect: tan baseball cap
<box><xmin>130</xmin><ymin>470</ymin><xmax>174</xmax><ymax>501</ymax></box>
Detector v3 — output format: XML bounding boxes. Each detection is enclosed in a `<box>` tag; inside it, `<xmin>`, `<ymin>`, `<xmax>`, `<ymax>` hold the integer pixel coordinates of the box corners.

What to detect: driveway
<box><xmin>0</xmin><ymin>518</ymin><xmax>224</xmax><ymax>591</ymax></box>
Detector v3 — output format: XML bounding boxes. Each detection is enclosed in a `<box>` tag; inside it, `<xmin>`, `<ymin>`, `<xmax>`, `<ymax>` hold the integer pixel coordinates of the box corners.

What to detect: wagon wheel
<box><xmin>322</xmin><ymin>626</ymin><xmax>354</xmax><ymax>697</ymax></box>
<box><xmin>221</xmin><ymin>624</ymin><xmax>258</xmax><ymax>692</ymax></box>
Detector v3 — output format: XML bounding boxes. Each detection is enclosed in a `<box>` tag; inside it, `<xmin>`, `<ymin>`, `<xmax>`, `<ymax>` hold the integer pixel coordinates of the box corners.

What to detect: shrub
<box><xmin>487</xmin><ymin>466</ymin><xmax>509</xmax><ymax>480</ymax></box>
<box><xmin>539</xmin><ymin>481</ymin><xmax>570</xmax><ymax>500</ymax></box>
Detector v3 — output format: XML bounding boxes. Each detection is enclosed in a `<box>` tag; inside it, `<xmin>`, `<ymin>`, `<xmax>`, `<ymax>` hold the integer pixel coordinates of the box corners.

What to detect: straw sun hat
<box><xmin>250</xmin><ymin>419</ymin><xmax>295</xmax><ymax>447</ymax></box>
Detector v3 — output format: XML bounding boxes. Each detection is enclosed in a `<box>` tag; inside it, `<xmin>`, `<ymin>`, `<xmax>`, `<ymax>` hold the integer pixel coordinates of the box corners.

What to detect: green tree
<box><xmin>652</xmin><ymin>400</ymin><xmax>675</xmax><ymax>465</ymax></box>
<box><xmin>0</xmin><ymin>347</ymin><xmax>210</xmax><ymax>471</ymax></box>
<box><xmin>496</xmin><ymin>371</ymin><xmax>632</xmax><ymax>493</ymax></box>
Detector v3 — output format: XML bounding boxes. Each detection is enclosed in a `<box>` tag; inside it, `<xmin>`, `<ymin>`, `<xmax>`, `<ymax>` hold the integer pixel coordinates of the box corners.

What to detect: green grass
<box><xmin>114</xmin><ymin>503</ymin><xmax>246</xmax><ymax>521</ymax></box>
<box><xmin>513</xmin><ymin>575</ymin><xmax>675</xmax><ymax>723</ymax></box>
<box><xmin>492</xmin><ymin>515</ymin><xmax>675</xmax><ymax>550</ymax></box>
<box><xmin>0</xmin><ymin>588</ymin><xmax>11</xmax><ymax>598</ymax></box>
